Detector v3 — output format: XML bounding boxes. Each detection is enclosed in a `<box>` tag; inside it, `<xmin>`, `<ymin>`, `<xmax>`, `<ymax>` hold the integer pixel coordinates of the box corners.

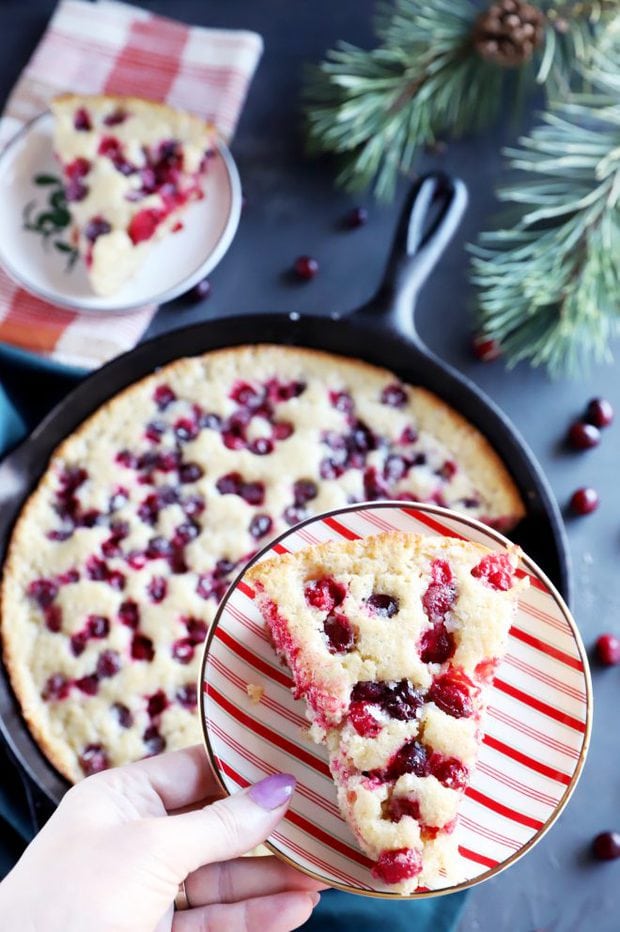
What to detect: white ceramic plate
<box><xmin>201</xmin><ymin>502</ymin><xmax>591</xmax><ymax>899</ymax></box>
<box><xmin>0</xmin><ymin>112</ymin><xmax>241</xmax><ymax>314</ymax></box>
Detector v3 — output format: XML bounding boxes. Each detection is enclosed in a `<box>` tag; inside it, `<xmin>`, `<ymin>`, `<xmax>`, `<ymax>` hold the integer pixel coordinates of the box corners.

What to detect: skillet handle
<box><xmin>352</xmin><ymin>172</ymin><xmax>468</xmax><ymax>343</ymax></box>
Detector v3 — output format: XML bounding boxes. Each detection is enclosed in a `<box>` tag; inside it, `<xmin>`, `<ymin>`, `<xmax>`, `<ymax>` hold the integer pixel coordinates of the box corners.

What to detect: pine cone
<box><xmin>473</xmin><ymin>0</ymin><xmax>545</xmax><ymax>67</ymax></box>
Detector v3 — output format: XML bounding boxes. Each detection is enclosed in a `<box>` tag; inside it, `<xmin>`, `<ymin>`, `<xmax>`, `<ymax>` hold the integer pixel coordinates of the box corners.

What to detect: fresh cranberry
<box><xmin>73</xmin><ymin>107</ymin><xmax>92</xmax><ymax>131</ymax></box>
<box><xmin>147</xmin><ymin>576</ymin><xmax>167</xmax><ymax>603</ymax></box>
<box><xmin>173</xmin><ymin>418</ymin><xmax>198</xmax><ymax>442</ymax></box>
<box><xmin>386</xmin><ymin>797</ymin><xmax>421</xmax><ymax>823</ymax></box>
<box><xmin>419</xmin><ymin>624</ymin><xmax>455</xmax><ymax>664</ymax></box>
<box><xmin>153</xmin><ymin>384</ymin><xmax>176</xmax><ymax>410</ymax></box>
<box><xmin>246</xmin><ymin>437</ymin><xmax>273</xmax><ymax>456</ymax></box>
<box><xmin>173</xmin><ymin>522</ymin><xmax>200</xmax><ymax>546</ymax></box>
<box><xmin>399</xmin><ymin>426</ymin><xmax>418</xmax><ymax>444</ymax></box>
<box><xmin>305</xmin><ymin>577</ymin><xmax>347</xmax><ymax>612</ymax></box>
<box><xmin>329</xmin><ymin>390</ymin><xmax>354</xmax><ymax>415</ymax></box>
<box><xmin>349</xmin><ymin>702</ymin><xmax>382</xmax><ymax>737</ymax></box>
<box><xmin>143</xmin><ymin>725</ymin><xmax>166</xmax><ymax>756</ymax></box>
<box><xmin>568</xmin><ymin>421</ymin><xmax>601</xmax><ymax>450</ymax></box>
<box><xmin>592</xmin><ymin>831</ymin><xmax>620</xmax><ymax>860</ymax></box>
<box><xmin>422</xmin><ymin>561</ymin><xmax>456</xmax><ymax>620</ymax></box>
<box><xmin>172</xmin><ymin>639</ymin><xmax>194</xmax><ymax>664</ymax></box>
<box><xmin>183</xmin><ymin>494</ymin><xmax>206</xmax><ymax>517</ymax></box>
<box><xmin>471</xmin><ymin>552</ymin><xmax>514</xmax><ymax>590</ymax></box>
<box><xmin>249</xmin><ymin>513</ymin><xmax>273</xmax><ymax>539</ymax></box>
<box><xmin>44</xmin><ymin>605</ymin><xmax>62</xmax><ymax>632</ymax></box>
<box><xmin>324</xmin><ymin>612</ymin><xmax>356</xmax><ymax>653</ymax></box>
<box><xmin>472</xmin><ymin>335</ymin><xmax>502</xmax><ymax>361</ymax></box>
<box><xmin>344</xmin><ymin>206</ymin><xmax>368</xmax><ymax>228</ymax></box>
<box><xmin>65</xmin><ymin>179</ymin><xmax>89</xmax><ymax>202</ymax></box>
<box><xmin>215</xmin><ymin>472</ymin><xmax>243</xmax><ymax>496</ymax></box>
<box><xmin>196</xmin><ymin>573</ymin><xmax>229</xmax><ymax>602</ymax></box>
<box><xmin>367</xmin><ymin>594</ymin><xmax>399</xmax><ymax>618</ymax></box>
<box><xmin>438</xmin><ymin>459</ymin><xmax>457</xmax><ymax>480</ymax></box>
<box><xmin>113</xmin><ymin>703</ymin><xmax>133</xmax><ymax>728</ymax></box>
<box><xmin>28</xmin><ymin>578</ymin><xmax>58</xmax><ymax>608</ymax></box>
<box><xmin>428</xmin><ymin>671</ymin><xmax>473</xmax><ymax>718</ymax></box>
<box><xmin>131</xmin><ymin>634</ymin><xmax>155</xmax><ymax>661</ymax></box>
<box><xmin>570</xmin><ymin>487</ymin><xmax>599</xmax><ymax>516</ymax></box>
<box><xmin>65</xmin><ymin>157</ymin><xmax>91</xmax><ymax>180</ymax></box>
<box><xmin>293</xmin><ymin>479</ymin><xmax>318</xmax><ymax>506</ymax></box>
<box><xmin>98</xmin><ymin>136</ymin><xmax>121</xmax><ymax>157</ymax></box>
<box><xmin>103</xmin><ymin>108</ymin><xmax>127</xmax><ymax>126</ymax></box>
<box><xmin>586</xmin><ymin>397</ymin><xmax>614</xmax><ymax>428</ymax></box>
<box><xmin>282</xmin><ymin>503</ymin><xmax>303</xmax><ymax>524</ymax></box>
<box><xmin>373</xmin><ymin>848</ymin><xmax>422</xmax><ymax>884</ymax></box>
<box><xmin>129</xmin><ymin>208</ymin><xmax>163</xmax><ymax>244</ymax></box>
<box><xmin>145</xmin><ymin>536</ymin><xmax>172</xmax><ymax>560</ymax></box>
<box><xmin>319</xmin><ymin>458</ymin><xmax>345</xmax><ymax>480</ymax></box>
<box><xmin>596</xmin><ymin>633</ymin><xmax>620</xmax><ymax>666</ymax></box>
<box><xmin>96</xmin><ymin>650</ymin><xmax>121</xmax><ymax>678</ymax></box>
<box><xmin>147</xmin><ymin>690</ymin><xmax>168</xmax><ymax>718</ymax></box>
<box><xmin>272</xmin><ymin>421</ymin><xmax>294</xmax><ymax>441</ymax></box>
<box><xmin>430</xmin><ymin>754</ymin><xmax>469</xmax><ymax>789</ymax></box>
<box><xmin>85</xmin><ymin>555</ymin><xmax>106</xmax><ymax>581</ymax></box>
<box><xmin>176</xmin><ymin>683</ymin><xmax>197</xmax><ymax>709</ymax></box>
<box><xmin>79</xmin><ymin>744</ymin><xmax>109</xmax><ymax>776</ymax></box>
<box><xmin>118</xmin><ymin>599</ymin><xmax>139</xmax><ymax>629</ymax></box>
<box><xmin>70</xmin><ymin>631</ymin><xmax>88</xmax><ymax>657</ymax></box>
<box><xmin>116</xmin><ymin>449</ymin><xmax>139</xmax><ymax>469</ymax></box>
<box><xmin>41</xmin><ymin>673</ymin><xmax>70</xmax><ymax>701</ymax></box>
<box><xmin>353</xmin><ymin>680</ymin><xmax>423</xmax><ymax>722</ymax></box>
<box><xmin>46</xmin><ymin>530</ymin><xmax>72</xmax><ymax>542</ymax></box>
<box><xmin>266</xmin><ymin>379</ymin><xmax>306</xmax><ymax>402</ymax></box>
<box><xmin>363</xmin><ymin>466</ymin><xmax>389</xmax><ymax>500</ymax></box>
<box><xmin>87</xmin><ymin>615</ymin><xmax>109</xmax><ymax>638</ymax></box>
<box><xmin>380</xmin><ymin>383</ymin><xmax>407</xmax><ymax>408</ymax></box>
<box><xmin>84</xmin><ymin>216</ymin><xmax>111</xmax><ymax>243</ymax></box>
<box><xmin>293</xmin><ymin>255</ymin><xmax>318</xmax><ymax>280</ymax></box>
<box><xmin>383</xmin><ymin>454</ymin><xmax>409</xmax><ymax>482</ymax></box>
<box><xmin>178</xmin><ymin>462</ymin><xmax>202</xmax><ymax>484</ymax></box>
<box><xmin>75</xmin><ymin>674</ymin><xmax>99</xmax><ymax>696</ymax></box>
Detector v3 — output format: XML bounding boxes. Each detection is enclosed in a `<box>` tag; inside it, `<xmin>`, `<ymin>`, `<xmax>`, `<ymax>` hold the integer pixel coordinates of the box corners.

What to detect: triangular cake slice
<box><xmin>51</xmin><ymin>94</ymin><xmax>216</xmax><ymax>295</ymax></box>
<box><xmin>246</xmin><ymin>531</ymin><xmax>526</xmax><ymax>891</ymax></box>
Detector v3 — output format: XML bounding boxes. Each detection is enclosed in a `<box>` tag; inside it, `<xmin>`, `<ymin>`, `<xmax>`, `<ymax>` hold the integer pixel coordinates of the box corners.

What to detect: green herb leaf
<box><xmin>34</xmin><ymin>173</ymin><xmax>61</xmax><ymax>186</ymax></box>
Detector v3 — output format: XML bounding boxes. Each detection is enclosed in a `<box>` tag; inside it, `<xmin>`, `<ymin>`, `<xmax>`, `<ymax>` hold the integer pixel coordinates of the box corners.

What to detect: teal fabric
<box><xmin>0</xmin><ymin>346</ymin><xmax>467</xmax><ymax>929</ymax></box>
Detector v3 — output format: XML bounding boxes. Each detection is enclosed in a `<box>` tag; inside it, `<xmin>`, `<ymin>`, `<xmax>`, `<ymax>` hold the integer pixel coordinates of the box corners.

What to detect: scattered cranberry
<box><xmin>65</xmin><ymin>157</ymin><xmax>91</xmax><ymax>180</ymax></box>
<box><xmin>293</xmin><ymin>255</ymin><xmax>319</xmax><ymax>280</ymax></box>
<box><xmin>28</xmin><ymin>578</ymin><xmax>58</xmax><ymax>608</ymax></box>
<box><xmin>188</xmin><ymin>278</ymin><xmax>211</xmax><ymax>302</ymax></box>
<box><xmin>176</xmin><ymin>683</ymin><xmax>197</xmax><ymax>709</ymax></box>
<box><xmin>349</xmin><ymin>702</ymin><xmax>382</xmax><ymax>738</ymax></box>
<box><xmin>41</xmin><ymin>673</ymin><xmax>70</xmax><ymax>701</ymax></box>
<box><xmin>352</xmin><ymin>679</ymin><xmax>422</xmax><ymax>722</ymax></box>
<box><xmin>143</xmin><ymin>725</ymin><xmax>166</xmax><ymax>756</ymax></box>
<box><xmin>472</xmin><ymin>335</ymin><xmax>502</xmax><ymax>361</ymax></box>
<box><xmin>65</xmin><ymin>179</ymin><xmax>89</xmax><ymax>202</ymax></box>
<box><xmin>44</xmin><ymin>605</ymin><xmax>62</xmax><ymax>632</ymax></box>
<box><xmin>592</xmin><ymin>831</ymin><xmax>620</xmax><ymax>860</ymax></box>
<box><xmin>118</xmin><ymin>599</ymin><xmax>139</xmax><ymax>629</ymax></box>
<box><xmin>96</xmin><ymin>650</ymin><xmax>121</xmax><ymax>678</ymax></box>
<box><xmin>153</xmin><ymin>384</ymin><xmax>176</xmax><ymax>410</ymax></box>
<box><xmin>428</xmin><ymin>671</ymin><xmax>474</xmax><ymax>719</ymax></box>
<box><xmin>568</xmin><ymin>421</ymin><xmax>600</xmax><ymax>450</ymax></box>
<box><xmin>305</xmin><ymin>577</ymin><xmax>347</xmax><ymax>612</ymax></box>
<box><xmin>374</xmin><ymin>739</ymin><xmax>429</xmax><ymax>781</ymax></box>
<box><xmin>372</xmin><ymin>848</ymin><xmax>422</xmax><ymax>884</ymax></box>
<box><xmin>131</xmin><ymin>634</ymin><xmax>155</xmax><ymax>662</ymax></box>
<box><xmin>329</xmin><ymin>390</ymin><xmax>354</xmax><ymax>415</ymax></box>
<box><xmin>323</xmin><ymin>612</ymin><xmax>356</xmax><ymax>653</ymax></box>
<box><xmin>344</xmin><ymin>206</ymin><xmax>368</xmax><ymax>229</ymax></box>
<box><xmin>73</xmin><ymin>107</ymin><xmax>92</xmax><ymax>131</ymax></box>
<box><xmin>419</xmin><ymin>624</ymin><xmax>455</xmax><ymax>664</ymax></box>
<box><xmin>172</xmin><ymin>639</ymin><xmax>195</xmax><ymax>664</ymax></box>
<box><xmin>272</xmin><ymin>421</ymin><xmax>294</xmax><ymax>441</ymax></box>
<box><xmin>430</xmin><ymin>754</ymin><xmax>469</xmax><ymax>789</ymax></box>
<box><xmin>596</xmin><ymin>633</ymin><xmax>620</xmax><ymax>666</ymax></box>
<box><xmin>84</xmin><ymin>216</ymin><xmax>111</xmax><ymax>243</ymax></box>
<box><xmin>471</xmin><ymin>553</ymin><xmax>514</xmax><ymax>591</ymax></box>
<box><xmin>103</xmin><ymin>108</ymin><xmax>127</xmax><ymax>126</ymax></box>
<box><xmin>185</xmin><ymin>618</ymin><xmax>208</xmax><ymax>644</ymax></box>
<box><xmin>147</xmin><ymin>576</ymin><xmax>167</xmax><ymax>603</ymax></box>
<box><xmin>380</xmin><ymin>384</ymin><xmax>407</xmax><ymax>408</ymax></box>
<box><xmin>569</xmin><ymin>487</ymin><xmax>599</xmax><ymax>516</ymax></box>
<box><xmin>248</xmin><ymin>437</ymin><xmax>274</xmax><ymax>456</ymax></box>
<box><xmin>113</xmin><ymin>703</ymin><xmax>133</xmax><ymax>728</ymax></box>
<box><xmin>79</xmin><ymin>744</ymin><xmax>109</xmax><ymax>776</ymax></box>
<box><xmin>386</xmin><ymin>797</ymin><xmax>421</xmax><ymax>823</ymax></box>
<box><xmin>147</xmin><ymin>690</ymin><xmax>168</xmax><ymax>718</ymax></box>
<box><xmin>249</xmin><ymin>514</ymin><xmax>273</xmax><ymax>539</ymax></box>
<box><xmin>586</xmin><ymin>397</ymin><xmax>613</xmax><ymax>429</ymax></box>
<box><xmin>75</xmin><ymin>674</ymin><xmax>99</xmax><ymax>696</ymax></box>
<box><xmin>129</xmin><ymin>208</ymin><xmax>163</xmax><ymax>245</ymax></box>
<box><xmin>367</xmin><ymin>594</ymin><xmax>399</xmax><ymax>618</ymax></box>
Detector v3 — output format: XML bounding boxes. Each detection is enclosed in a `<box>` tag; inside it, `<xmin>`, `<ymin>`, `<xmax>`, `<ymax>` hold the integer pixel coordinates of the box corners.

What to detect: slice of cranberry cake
<box><xmin>247</xmin><ymin>532</ymin><xmax>525</xmax><ymax>891</ymax></box>
<box><xmin>1</xmin><ymin>345</ymin><xmax>523</xmax><ymax>784</ymax></box>
<box><xmin>51</xmin><ymin>94</ymin><xmax>216</xmax><ymax>295</ymax></box>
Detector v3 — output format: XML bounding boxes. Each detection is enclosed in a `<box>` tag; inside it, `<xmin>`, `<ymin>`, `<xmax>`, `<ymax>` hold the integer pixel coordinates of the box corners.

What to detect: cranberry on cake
<box><xmin>246</xmin><ymin>531</ymin><xmax>526</xmax><ymax>891</ymax></box>
<box><xmin>0</xmin><ymin>345</ymin><xmax>524</xmax><ymax>783</ymax></box>
<box><xmin>51</xmin><ymin>94</ymin><xmax>216</xmax><ymax>295</ymax></box>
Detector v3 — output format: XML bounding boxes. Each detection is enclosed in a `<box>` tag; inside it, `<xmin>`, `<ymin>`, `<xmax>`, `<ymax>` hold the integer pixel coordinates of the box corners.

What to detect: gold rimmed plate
<box><xmin>205</xmin><ymin>501</ymin><xmax>592</xmax><ymax>897</ymax></box>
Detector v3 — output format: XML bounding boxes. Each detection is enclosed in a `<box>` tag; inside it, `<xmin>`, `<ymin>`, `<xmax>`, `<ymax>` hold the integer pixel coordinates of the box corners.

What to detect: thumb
<box><xmin>146</xmin><ymin>773</ymin><xmax>296</xmax><ymax>877</ymax></box>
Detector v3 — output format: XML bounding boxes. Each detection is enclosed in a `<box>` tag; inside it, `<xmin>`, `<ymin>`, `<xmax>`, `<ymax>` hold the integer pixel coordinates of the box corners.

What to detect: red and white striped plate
<box><xmin>200</xmin><ymin>503</ymin><xmax>591</xmax><ymax>898</ymax></box>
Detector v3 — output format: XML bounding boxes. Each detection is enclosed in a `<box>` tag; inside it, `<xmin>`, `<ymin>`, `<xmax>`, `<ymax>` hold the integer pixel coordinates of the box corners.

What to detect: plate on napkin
<box><xmin>0</xmin><ymin>111</ymin><xmax>241</xmax><ymax>314</ymax></box>
<box><xmin>200</xmin><ymin>502</ymin><xmax>591</xmax><ymax>898</ymax></box>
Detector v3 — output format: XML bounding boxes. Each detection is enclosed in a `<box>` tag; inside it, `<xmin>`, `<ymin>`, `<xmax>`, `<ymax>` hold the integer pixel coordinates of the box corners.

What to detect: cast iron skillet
<box><xmin>0</xmin><ymin>172</ymin><xmax>570</xmax><ymax>806</ymax></box>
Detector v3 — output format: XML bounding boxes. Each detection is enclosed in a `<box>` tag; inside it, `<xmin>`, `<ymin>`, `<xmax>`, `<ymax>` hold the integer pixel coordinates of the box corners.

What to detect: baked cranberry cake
<box><xmin>51</xmin><ymin>94</ymin><xmax>216</xmax><ymax>295</ymax></box>
<box><xmin>0</xmin><ymin>345</ymin><xmax>524</xmax><ymax>783</ymax></box>
<box><xmin>247</xmin><ymin>531</ymin><xmax>525</xmax><ymax>892</ymax></box>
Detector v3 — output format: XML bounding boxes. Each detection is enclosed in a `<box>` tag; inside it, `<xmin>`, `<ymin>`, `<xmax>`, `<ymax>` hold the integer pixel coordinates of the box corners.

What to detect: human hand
<box><xmin>0</xmin><ymin>745</ymin><xmax>324</xmax><ymax>932</ymax></box>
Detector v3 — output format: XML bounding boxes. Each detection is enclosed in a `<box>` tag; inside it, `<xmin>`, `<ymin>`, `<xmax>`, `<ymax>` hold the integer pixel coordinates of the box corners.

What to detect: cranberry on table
<box><xmin>187</xmin><ymin>278</ymin><xmax>211</xmax><ymax>302</ymax></box>
<box><xmin>344</xmin><ymin>206</ymin><xmax>368</xmax><ymax>229</ymax></box>
<box><xmin>592</xmin><ymin>831</ymin><xmax>620</xmax><ymax>860</ymax></box>
<box><xmin>569</xmin><ymin>487</ymin><xmax>599</xmax><ymax>516</ymax></box>
<box><xmin>293</xmin><ymin>256</ymin><xmax>319</xmax><ymax>280</ymax></box>
<box><xmin>472</xmin><ymin>335</ymin><xmax>502</xmax><ymax>362</ymax></box>
<box><xmin>567</xmin><ymin>421</ymin><xmax>600</xmax><ymax>450</ymax></box>
<box><xmin>585</xmin><ymin>397</ymin><xmax>613</xmax><ymax>429</ymax></box>
<box><xmin>596</xmin><ymin>633</ymin><xmax>620</xmax><ymax>666</ymax></box>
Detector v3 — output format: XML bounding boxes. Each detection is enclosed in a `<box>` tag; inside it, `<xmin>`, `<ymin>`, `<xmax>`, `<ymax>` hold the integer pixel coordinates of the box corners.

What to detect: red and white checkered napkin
<box><xmin>0</xmin><ymin>0</ymin><xmax>262</xmax><ymax>369</ymax></box>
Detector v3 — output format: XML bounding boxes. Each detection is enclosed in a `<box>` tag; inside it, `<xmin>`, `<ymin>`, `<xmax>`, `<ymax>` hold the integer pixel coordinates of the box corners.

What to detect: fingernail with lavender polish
<box><xmin>248</xmin><ymin>773</ymin><xmax>296</xmax><ymax>810</ymax></box>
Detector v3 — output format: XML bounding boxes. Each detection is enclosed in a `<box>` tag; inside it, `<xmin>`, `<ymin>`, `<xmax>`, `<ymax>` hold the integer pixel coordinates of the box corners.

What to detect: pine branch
<box><xmin>470</xmin><ymin>44</ymin><xmax>620</xmax><ymax>377</ymax></box>
<box><xmin>304</xmin><ymin>0</ymin><xmax>617</xmax><ymax>200</ymax></box>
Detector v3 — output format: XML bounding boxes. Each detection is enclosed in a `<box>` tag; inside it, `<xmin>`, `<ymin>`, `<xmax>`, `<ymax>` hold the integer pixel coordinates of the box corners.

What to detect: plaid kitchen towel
<box><xmin>0</xmin><ymin>0</ymin><xmax>262</xmax><ymax>370</ymax></box>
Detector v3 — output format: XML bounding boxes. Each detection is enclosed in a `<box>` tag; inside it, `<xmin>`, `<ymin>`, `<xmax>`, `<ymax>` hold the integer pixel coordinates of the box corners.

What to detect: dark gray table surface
<box><xmin>1</xmin><ymin>2</ymin><xmax>618</xmax><ymax>929</ymax></box>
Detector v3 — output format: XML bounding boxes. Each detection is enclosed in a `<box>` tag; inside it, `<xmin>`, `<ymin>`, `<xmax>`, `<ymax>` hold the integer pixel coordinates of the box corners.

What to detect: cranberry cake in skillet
<box><xmin>247</xmin><ymin>532</ymin><xmax>526</xmax><ymax>892</ymax></box>
<box><xmin>51</xmin><ymin>94</ymin><xmax>216</xmax><ymax>295</ymax></box>
<box><xmin>0</xmin><ymin>346</ymin><xmax>524</xmax><ymax>783</ymax></box>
